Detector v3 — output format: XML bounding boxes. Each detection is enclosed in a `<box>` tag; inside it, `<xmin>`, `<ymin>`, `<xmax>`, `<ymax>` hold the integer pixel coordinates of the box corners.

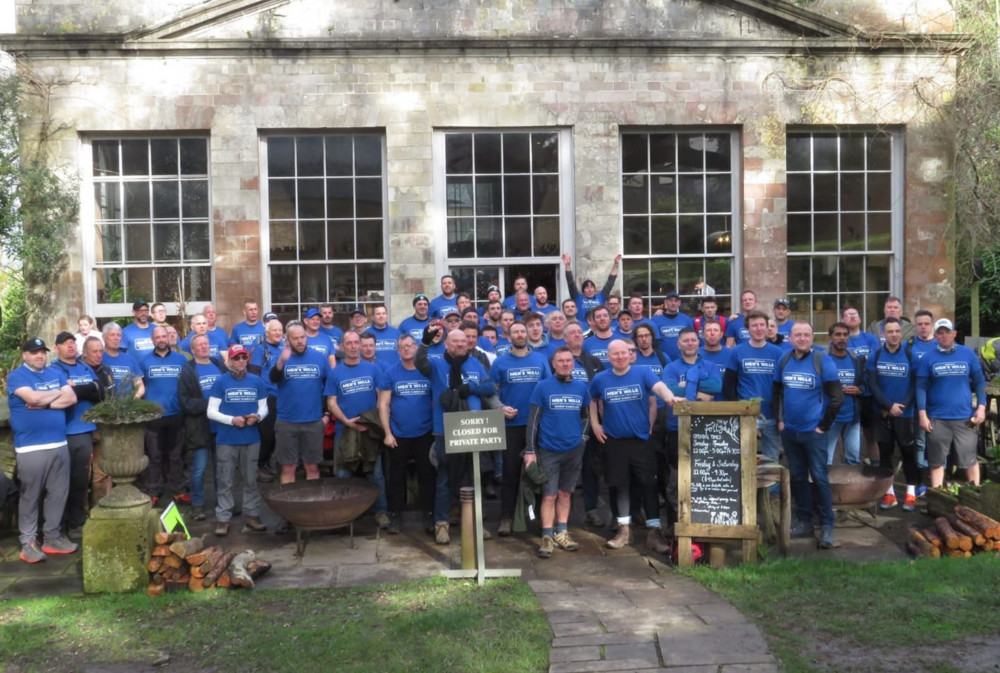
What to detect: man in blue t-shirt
<box><xmin>723</xmin><ymin>310</ymin><xmax>783</xmax><ymax>460</ymax></box>
<box><xmin>582</xmin><ymin>306</ymin><xmax>616</xmax><ymax>364</ymax></box>
<box><xmin>101</xmin><ymin>322</ymin><xmax>145</xmax><ymax>397</ymax></box>
<box><xmin>724</xmin><ymin>290</ymin><xmax>758</xmax><ymax>347</ymax></box>
<box><xmin>399</xmin><ymin>293</ymin><xmax>433</xmax><ymax>342</ymax></box>
<box><xmin>318</xmin><ymin>303</ymin><xmax>345</xmax><ymax>350</ymax></box>
<box><xmin>368</xmin><ymin>305</ymin><xmax>402</xmax><ymax>368</ymax></box>
<box><xmin>589</xmin><ymin>339</ymin><xmax>676</xmax><ymax>552</ymax></box>
<box><xmin>378</xmin><ymin>334</ymin><xmax>435</xmax><ymax>534</ymax></box>
<box><xmin>247</xmin><ymin>318</ymin><xmax>283</xmax><ymax>481</ymax></box>
<box><xmin>140</xmin><ymin>326</ymin><xmax>189</xmax><ymax>504</ymax></box>
<box><xmin>122</xmin><ymin>299</ymin><xmax>155</xmax><ymax>357</ymax></box>
<box><xmin>208</xmin><ymin>344</ymin><xmax>270</xmax><ymax>536</ymax></box>
<box><xmin>651</xmin><ymin>291</ymin><xmax>694</xmax><ymax>360</ymax></box>
<box><xmin>824</xmin><ymin>322</ymin><xmax>863</xmax><ymax>466</ymax></box>
<box><xmin>202</xmin><ymin>305</ymin><xmax>230</xmax><ymax>361</ymax></box>
<box><xmin>490</xmin><ymin>321</ymin><xmax>550</xmax><ymax>536</ymax></box>
<box><xmin>525</xmin><ymin>346</ymin><xmax>591</xmax><ymax>558</ymax></box>
<box><xmin>7</xmin><ymin>337</ymin><xmax>79</xmax><ymax>563</ymax></box>
<box><xmin>773</xmin><ymin>322</ymin><xmax>844</xmax><ymax>550</ymax></box>
<box><xmin>916</xmin><ymin>318</ymin><xmax>987</xmax><ymax>489</ymax></box>
<box><xmin>429</xmin><ymin>274</ymin><xmax>460</xmax><ymax>320</ymax></box>
<box><xmin>562</xmin><ymin>252</ymin><xmax>620</xmax><ymax>315</ymax></box>
<box><xmin>271</xmin><ymin>323</ymin><xmax>332</xmax><ymax>484</ymax></box>
<box><xmin>303</xmin><ymin>308</ymin><xmax>336</xmax><ymax>362</ymax></box>
<box><xmin>229</xmin><ymin>299</ymin><xmax>266</xmax><ymax>350</ymax></box>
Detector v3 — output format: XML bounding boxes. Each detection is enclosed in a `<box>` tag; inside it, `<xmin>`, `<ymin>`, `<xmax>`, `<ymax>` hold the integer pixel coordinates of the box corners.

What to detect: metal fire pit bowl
<box><xmin>263</xmin><ymin>477</ymin><xmax>379</xmax><ymax>556</ymax></box>
<box><xmin>827</xmin><ymin>465</ymin><xmax>894</xmax><ymax>510</ymax></box>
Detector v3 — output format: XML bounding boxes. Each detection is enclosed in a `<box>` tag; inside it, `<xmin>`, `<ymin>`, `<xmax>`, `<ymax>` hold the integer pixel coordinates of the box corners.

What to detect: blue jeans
<box><xmin>759</xmin><ymin>418</ymin><xmax>781</xmax><ymax>461</ymax></box>
<box><xmin>190</xmin><ymin>447</ymin><xmax>209</xmax><ymax>507</ymax></box>
<box><xmin>914</xmin><ymin>424</ymin><xmax>928</xmax><ymax>469</ymax></box>
<box><xmin>433</xmin><ymin>435</ymin><xmax>450</xmax><ymax>523</ymax></box>
<box><xmin>825</xmin><ymin>420</ymin><xmax>861</xmax><ymax>465</ymax></box>
<box><xmin>781</xmin><ymin>428</ymin><xmax>834</xmax><ymax>528</ymax></box>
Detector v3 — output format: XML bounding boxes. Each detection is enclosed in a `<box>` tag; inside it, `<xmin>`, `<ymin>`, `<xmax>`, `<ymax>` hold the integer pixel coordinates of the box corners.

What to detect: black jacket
<box><xmin>178</xmin><ymin>356</ymin><xmax>227</xmax><ymax>450</ymax></box>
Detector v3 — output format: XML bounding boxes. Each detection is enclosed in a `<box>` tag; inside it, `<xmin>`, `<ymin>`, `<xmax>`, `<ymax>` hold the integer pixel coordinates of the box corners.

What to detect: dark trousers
<box><xmin>63</xmin><ymin>432</ymin><xmax>94</xmax><ymax>528</ymax></box>
<box><xmin>500</xmin><ymin>425</ymin><xmax>527</xmax><ymax>518</ymax></box>
<box><xmin>144</xmin><ymin>414</ymin><xmax>185</xmax><ymax>497</ymax></box>
<box><xmin>385</xmin><ymin>433</ymin><xmax>436</xmax><ymax>516</ymax></box>
<box><xmin>258</xmin><ymin>395</ymin><xmax>278</xmax><ymax>468</ymax></box>
<box><xmin>877</xmin><ymin>415</ymin><xmax>920</xmax><ymax>485</ymax></box>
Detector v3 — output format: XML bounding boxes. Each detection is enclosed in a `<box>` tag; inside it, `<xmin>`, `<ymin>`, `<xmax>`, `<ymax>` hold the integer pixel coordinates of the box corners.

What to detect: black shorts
<box><xmin>603</xmin><ymin>437</ymin><xmax>656</xmax><ymax>489</ymax></box>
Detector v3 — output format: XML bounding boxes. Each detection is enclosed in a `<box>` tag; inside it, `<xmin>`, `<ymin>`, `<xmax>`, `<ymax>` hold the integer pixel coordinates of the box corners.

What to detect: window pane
<box><xmin>504</xmin><ymin>175</ymin><xmax>531</xmax><ymax>215</ymax></box>
<box><xmin>325</xmin><ymin>136</ymin><xmax>353</xmax><ymax>177</ymax></box>
<box><xmin>866</xmin><ymin>255</ymin><xmax>891</xmax><ymax>292</ymax></box>
<box><xmin>678</xmin><ymin>175</ymin><xmax>703</xmax><ymax>213</ymax></box>
<box><xmin>150</xmin><ymin>139</ymin><xmax>177</xmax><ymax>176</ymax></box>
<box><xmin>503</xmin><ymin>133</ymin><xmax>530</xmax><ymax>173</ymax></box>
<box><xmin>95</xmin><ymin>223</ymin><xmax>122</xmax><ymax>263</ymax></box>
<box><xmin>813</xmin><ymin>135</ymin><xmax>838</xmax><ymax>171</ymax></box>
<box><xmin>840</xmin><ymin>256</ymin><xmax>864</xmax><ymax>292</ymax></box>
<box><xmin>840</xmin><ymin>213</ymin><xmax>865</xmax><ymax>251</ymax></box>
<box><xmin>447</xmin><ymin>178</ymin><xmax>474</xmax><ymax>216</ymax></box>
<box><xmin>786</xmin><ymin>135</ymin><xmax>810</xmax><ymax>172</ymax></box>
<box><xmin>533</xmin><ymin>217</ymin><xmax>559</xmax><ymax>256</ymax></box>
<box><xmin>787</xmin><ymin>174</ymin><xmax>811</xmax><ymax>212</ymax></box>
<box><xmin>154</xmin><ymin>266</ymin><xmax>181</xmax><ymax>300</ymax></box>
<box><xmin>476</xmin><ymin>177</ymin><xmax>503</xmax><ymax>216</ymax></box>
<box><xmin>447</xmin><ymin>218</ymin><xmax>474</xmax><ymax>258</ymax></box>
<box><xmin>269</xmin><ymin>221</ymin><xmax>296</xmax><ymax>260</ymax></box>
<box><xmin>95</xmin><ymin>268</ymin><xmax>124</xmax><ymax>303</ymax></box>
<box><xmin>788</xmin><ymin>258</ymin><xmax>811</xmax><ymax>293</ymax></box>
<box><xmin>705</xmin><ymin>174</ymin><xmax>731</xmax><ymax>212</ymax></box>
<box><xmin>186</xmin><ymin>266</ymin><xmax>212</xmax><ymax>301</ymax></box>
<box><xmin>357</xmin><ymin>262</ymin><xmax>385</xmax><ymax>301</ymax></box>
<box><xmin>356</xmin><ymin>178</ymin><xmax>383</xmax><ymax>218</ymax></box>
<box><xmin>328</xmin><ymin>220</ymin><xmax>356</xmax><ymax>260</ymax></box>
<box><xmin>182</xmin><ymin>180</ymin><xmax>208</xmax><ymax>218</ymax></box>
<box><xmin>706</xmin><ymin>258</ymin><xmax>732</xmax><ymax>297</ymax></box>
<box><xmin>446</xmin><ymin>134</ymin><xmax>472</xmax><ymax>173</ymax></box>
<box><xmin>650</xmin><ymin>175</ymin><xmax>676</xmax><ymax>213</ymax></box>
<box><xmin>841</xmin><ymin>135</ymin><xmax>865</xmax><ymax>170</ymax></box>
<box><xmin>124</xmin><ymin>182</ymin><xmax>150</xmax><ymax>219</ymax></box>
<box><xmin>268</xmin><ymin>179</ymin><xmax>296</xmax><ymax>219</ymax></box>
<box><xmin>327</xmin><ymin>178</ymin><xmax>354</xmax><ymax>218</ymax></box>
<box><xmin>93</xmin><ymin>140</ymin><xmax>120</xmax><ymax>177</ymax></box>
<box><xmin>153</xmin><ymin>223</ymin><xmax>180</xmax><ymax>262</ymax></box>
<box><xmin>297</xmin><ymin>178</ymin><xmax>325</xmax><ymax>218</ymax></box>
<box><xmin>622</xmin><ymin>135</ymin><xmax>648</xmax><ymax>173</ymax></box>
<box><xmin>270</xmin><ymin>265</ymin><xmax>299</xmax><ymax>303</ymax></box>
<box><xmin>152</xmin><ymin>181</ymin><xmax>179</xmax><ymax>219</ymax></box>
<box><xmin>650</xmin><ymin>259</ymin><xmax>678</xmax><ymax>297</ymax></box>
<box><xmin>505</xmin><ymin>217</ymin><xmax>531</xmax><ymax>257</ymax></box>
<box><xmin>126</xmin><ymin>268</ymin><xmax>153</xmax><ymax>302</ymax></box>
<box><xmin>867</xmin><ymin>173</ymin><xmax>891</xmax><ymax>210</ymax></box>
<box><xmin>357</xmin><ymin>218</ymin><xmax>383</xmax><ymax>259</ymax></box>
<box><xmin>840</xmin><ymin>173</ymin><xmax>864</xmax><ymax>211</ymax></box>
<box><xmin>787</xmin><ymin>214</ymin><xmax>811</xmax><ymax>252</ymax></box>
<box><xmin>704</xmin><ymin>134</ymin><xmax>731</xmax><ymax>172</ymax></box>
<box><xmin>623</xmin><ymin>216</ymin><xmax>649</xmax><ymax>255</ymax></box>
<box><xmin>649</xmin><ymin>134</ymin><xmax>675</xmax><ymax>171</ymax></box>
<box><xmin>476</xmin><ymin>217</ymin><xmax>503</xmax><ymax>257</ymax></box>
<box><xmin>532</xmin><ymin>175</ymin><xmax>559</xmax><ymax>215</ymax></box>
<box><xmin>678</xmin><ymin>215</ymin><xmax>704</xmax><ymax>254</ymax></box>
<box><xmin>813</xmin><ymin>256</ymin><xmax>837</xmax><ymax>292</ymax></box>
<box><xmin>474</xmin><ymin>134</ymin><xmax>501</xmax><ymax>173</ymax></box>
<box><xmin>650</xmin><ymin>215</ymin><xmax>677</xmax><ymax>255</ymax></box>
<box><xmin>300</xmin><ymin>265</ymin><xmax>327</xmax><ymax>304</ymax></box>
<box><xmin>621</xmin><ymin>264</ymin><xmax>648</xmax><ymax>297</ymax></box>
<box><xmin>706</xmin><ymin>215</ymin><xmax>732</xmax><ymax>253</ymax></box>
<box><xmin>532</xmin><ymin>133</ymin><xmax>559</xmax><ymax>173</ymax></box>
<box><xmin>296</xmin><ymin>137</ymin><xmax>324</xmax><ymax>176</ymax></box>
<box><xmin>622</xmin><ymin>175</ymin><xmax>648</xmax><ymax>215</ymax></box>
<box><xmin>125</xmin><ymin>223</ymin><xmax>151</xmax><ymax>262</ymax></box>
<box><xmin>814</xmin><ymin>213</ymin><xmax>838</xmax><ymax>251</ymax></box>
<box><xmin>868</xmin><ymin>213</ymin><xmax>891</xmax><ymax>250</ymax></box>
<box><xmin>299</xmin><ymin>221</ymin><xmax>326</xmax><ymax>260</ymax></box>
<box><xmin>121</xmin><ymin>140</ymin><xmax>148</xmax><ymax>176</ymax></box>
<box><xmin>267</xmin><ymin>138</ymin><xmax>295</xmax><ymax>177</ymax></box>
<box><xmin>329</xmin><ymin>264</ymin><xmax>356</xmax><ymax>302</ymax></box>
<box><xmin>180</xmin><ymin>139</ymin><xmax>208</xmax><ymax>175</ymax></box>
<box><xmin>676</xmin><ymin>135</ymin><xmax>703</xmax><ymax>172</ymax></box>
<box><xmin>678</xmin><ymin>260</ymin><xmax>703</xmax><ymax>296</ymax></box>
<box><xmin>183</xmin><ymin>222</ymin><xmax>210</xmax><ymax>261</ymax></box>
<box><xmin>94</xmin><ymin>182</ymin><xmax>120</xmax><ymax>220</ymax></box>
<box><xmin>868</xmin><ymin>135</ymin><xmax>892</xmax><ymax>171</ymax></box>
<box><xmin>813</xmin><ymin>174</ymin><xmax>838</xmax><ymax>211</ymax></box>
<box><xmin>354</xmin><ymin>136</ymin><xmax>382</xmax><ymax>176</ymax></box>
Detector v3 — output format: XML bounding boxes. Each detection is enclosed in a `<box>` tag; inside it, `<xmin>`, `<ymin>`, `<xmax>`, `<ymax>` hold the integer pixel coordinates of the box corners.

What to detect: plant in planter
<box><xmin>82</xmin><ymin>384</ymin><xmax>162</xmax><ymax>510</ymax></box>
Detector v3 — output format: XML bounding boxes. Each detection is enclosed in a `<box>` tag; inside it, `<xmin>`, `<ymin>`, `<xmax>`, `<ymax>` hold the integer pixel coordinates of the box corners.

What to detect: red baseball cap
<box><xmin>228</xmin><ymin>344</ymin><xmax>249</xmax><ymax>359</ymax></box>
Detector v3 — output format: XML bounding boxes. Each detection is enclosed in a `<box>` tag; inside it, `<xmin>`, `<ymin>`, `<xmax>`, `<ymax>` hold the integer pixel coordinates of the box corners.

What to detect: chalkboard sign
<box><xmin>689</xmin><ymin>415</ymin><xmax>742</xmax><ymax>526</ymax></box>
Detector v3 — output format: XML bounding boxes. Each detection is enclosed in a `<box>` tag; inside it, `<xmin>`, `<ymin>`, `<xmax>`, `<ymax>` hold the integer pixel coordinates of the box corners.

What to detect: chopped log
<box><xmin>908</xmin><ymin>529</ymin><xmax>940</xmax><ymax>559</ymax></box>
<box><xmin>203</xmin><ymin>551</ymin><xmax>237</xmax><ymax>588</ymax></box>
<box><xmin>162</xmin><ymin>553</ymin><xmax>185</xmax><ymax>570</ymax></box>
<box><xmin>169</xmin><ymin>537</ymin><xmax>204</xmax><ymax>559</ymax></box>
<box><xmin>150</xmin><ymin>572</ymin><xmax>166</xmax><ymax>586</ymax></box>
<box><xmin>907</xmin><ymin>542</ymin><xmax>937</xmax><ymax>559</ymax></box>
<box><xmin>215</xmin><ymin>572</ymin><xmax>231</xmax><ymax>589</ymax></box>
<box><xmin>955</xmin><ymin>505</ymin><xmax>1000</xmax><ymax>540</ymax></box>
<box><xmin>946</xmin><ymin>550</ymin><xmax>972</xmax><ymax>558</ymax></box>
<box><xmin>188</xmin><ymin>577</ymin><xmax>205</xmax><ymax>592</ymax></box>
<box><xmin>949</xmin><ymin>516</ymin><xmax>987</xmax><ymax>547</ymax></box>
<box><xmin>147</xmin><ymin>582</ymin><xmax>165</xmax><ymax>597</ymax></box>
<box><xmin>195</xmin><ymin>548</ymin><xmax>225</xmax><ymax>578</ymax></box>
<box><xmin>185</xmin><ymin>545</ymin><xmax>221</xmax><ymax>567</ymax></box>
<box><xmin>922</xmin><ymin>528</ymin><xmax>943</xmax><ymax>549</ymax></box>
<box><xmin>154</xmin><ymin>531</ymin><xmax>186</xmax><ymax>545</ymax></box>
<box><xmin>934</xmin><ymin>517</ymin><xmax>964</xmax><ymax>550</ymax></box>
<box><xmin>246</xmin><ymin>560</ymin><xmax>272</xmax><ymax>580</ymax></box>
<box><xmin>147</xmin><ymin>557</ymin><xmax>164</xmax><ymax>573</ymax></box>
<box><xmin>229</xmin><ymin>550</ymin><xmax>256</xmax><ymax>588</ymax></box>
<box><xmin>151</xmin><ymin>545</ymin><xmax>172</xmax><ymax>557</ymax></box>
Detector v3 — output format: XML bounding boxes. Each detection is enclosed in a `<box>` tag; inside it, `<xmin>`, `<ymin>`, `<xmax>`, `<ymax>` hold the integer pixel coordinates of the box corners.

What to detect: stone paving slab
<box><xmin>550</xmin><ymin>619</ymin><xmax>606</xmax><ymax>637</ymax></box>
<box><xmin>550</xmin><ymin>646</ymin><xmax>603</xmax><ymax>664</ymax></box>
<box><xmin>334</xmin><ymin>560</ymin><xmax>443</xmax><ymax>587</ymax></box>
<box><xmin>549</xmin><ymin>659</ymin><xmax>663</xmax><ymax>673</ymax></box>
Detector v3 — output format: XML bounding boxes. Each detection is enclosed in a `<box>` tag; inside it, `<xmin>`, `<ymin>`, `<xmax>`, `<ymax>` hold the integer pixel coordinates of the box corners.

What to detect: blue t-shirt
<box><xmin>140</xmin><ymin>350</ymin><xmax>188</xmax><ymax>417</ymax></box>
<box><xmin>429</xmin><ymin>295</ymin><xmax>459</xmax><ymax>320</ymax></box>
<box><xmin>651</xmin><ymin>312</ymin><xmax>695</xmax><ymax>360</ymax></box>
<box><xmin>421</xmin><ymin>352</ymin><xmax>494</xmax><ymax>434</ymax></box>
<box><xmin>53</xmin><ymin>358</ymin><xmax>98</xmax><ymax>435</ymax></box>
<box><xmin>699</xmin><ymin>346</ymin><xmax>731</xmax><ymax>402</ymax></box>
<box><xmin>494</xmin><ymin>338</ymin><xmax>513</xmax><ymax>358</ymax></box>
<box><xmin>122</xmin><ymin>322</ymin><xmax>155</xmax><ymax>357</ymax></box>
<box><xmin>911</xmin><ymin>337</ymin><xmax>937</xmax><ymax>360</ymax></box>
<box><xmin>726</xmin><ymin>341</ymin><xmax>783</xmax><ymax>419</ymax></box>
<box><xmin>776</xmin><ymin>320</ymin><xmax>792</xmax><ymax>337</ymax></box>
<box><xmin>306</xmin><ymin>333</ymin><xmax>334</xmax><ymax>359</ymax></box>
<box><xmin>7</xmin><ymin>364</ymin><xmax>70</xmax><ymax>451</ymax></box>
<box><xmin>103</xmin><ymin>350</ymin><xmax>143</xmax><ymax>393</ymax></box>
<box><xmin>399</xmin><ymin>315</ymin><xmax>431</xmax><ymax>343</ymax></box>
<box><xmin>633</xmin><ymin>350</ymin><xmax>669</xmax><ymax>409</ymax></box>
<box><xmin>503</xmin><ymin>295</ymin><xmax>537</xmax><ymax>311</ymax></box>
<box><xmin>589</xmin><ymin>366</ymin><xmax>661</xmax><ymax>440</ymax></box>
<box><xmin>489</xmin><ymin>350</ymin><xmax>551</xmax><ymax>426</ymax></box>
<box><xmin>774</xmin><ymin>350</ymin><xmax>841</xmax><ymax>433</ymax></box>
<box><xmin>583</xmin><ymin>333</ymin><xmax>615</xmax><ymax>364</ymax></box>
<box><xmin>383</xmin><ymin>362</ymin><xmax>433</xmax><ymax>438</ymax></box>
<box><xmin>725</xmin><ymin>315</ymin><xmax>750</xmax><ymax>345</ymax></box>
<box><xmin>847</xmin><ymin>332</ymin><xmax>880</xmax><ymax>364</ymax></box>
<box><xmin>179</xmin><ymin>334</ymin><xmax>223</xmax><ymax>359</ymax></box>
<box><xmin>530</xmin><ymin>377</ymin><xmax>591</xmax><ymax>452</ymax></box>
<box><xmin>368</xmin><ymin>324</ymin><xmax>402</xmax><ymax>368</ymax></box>
<box><xmin>575</xmin><ymin>292</ymin><xmax>606</xmax><ymax>315</ymax></box>
<box><xmin>210</xmin><ymin>372</ymin><xmax>268</xmax><ymax>445</ymax></box>
<box><xmin>916</xmin><ymin>345</ymin><xmax>987</xmax><ymax>420</ymax></box>
<box><xmin>275</xmin><ymin>349</ymin><xmax>331</xmax><ymax>423</ymax></box>
<box><xmin>230</xmin><ymin>321</ymin><xmax>266</xmax><ymax>350</ymax></box>
<box><xmin>249</xmin><ymin>340</ymin><xmax>283</xmax><ymax>397</ymax></box>
<box><xmin>827</xmin><ymin>352</ymin><xmax>861</xmax><ymax>423</ymax></box>
<box><xmin>866</xmin><ymin>345</ymin><xmax>915</xmax><ymax>418</ymax></box>
<box><xmin>205</xmin><ymin>327</ymin><xmax>230</xmax><ymax>356</ymax></box>
<box><xmin>320</xmin><ymin>325</ymin><xmax>344</xmax><ymax>350</ymax></box>
<box><xmin>323</xmin><ymin>361</ymin><xmax>385</xmax><ymax>437</ymax></box>
<box><xmin>661</xmin><ymin>356</ymin><xmax>716</xmax><ymax>431</ymax></box>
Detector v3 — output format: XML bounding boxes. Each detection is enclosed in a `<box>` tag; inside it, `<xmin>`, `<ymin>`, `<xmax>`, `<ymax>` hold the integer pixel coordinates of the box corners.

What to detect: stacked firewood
<box><xmin>908</xmin><ymin>505</ymin><xmax>1000</xmax><ymax>559</ymax></box>
<box><xmin>146</xmin><ymin>531</ymin><xmax>271</xmax><ymax>596</ymax></box>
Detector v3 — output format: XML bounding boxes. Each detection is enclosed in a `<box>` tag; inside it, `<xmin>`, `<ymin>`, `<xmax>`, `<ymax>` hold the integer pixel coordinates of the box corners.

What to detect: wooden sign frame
<box><xmin>674</xmin><ymin>400</ymin><xmax>760</xmax><ymax>568</ymax></box>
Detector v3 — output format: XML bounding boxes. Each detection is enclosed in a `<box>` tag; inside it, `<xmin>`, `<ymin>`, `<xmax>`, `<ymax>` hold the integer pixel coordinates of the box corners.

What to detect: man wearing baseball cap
<box><xmin>400</xmin><ymin>293</ymin><xmax>432</xmax><ymax>342</ymax></box>
<box><xmin>7</xmin><ymin>338</ymin><xmax>78</xmax><ymax>562</ymax></box>
<box><xmin>916</xmin><ymin>318</ymin><xmax>988</xmax><ymax>487</ymax></box>
<box><xmin>122</xmin><ymin>299</ymin><xmax>155</xmax><ymax>357</ymax></box>
<box><xmin>772</xmin><ymin>298</ymin><xmax>793</xmax><ymax>337</ymax></box>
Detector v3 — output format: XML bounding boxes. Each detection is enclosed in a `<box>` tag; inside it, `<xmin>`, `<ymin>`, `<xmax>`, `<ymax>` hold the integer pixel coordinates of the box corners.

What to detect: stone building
<box><xmin>3</xmin><ymin>0</ymin><xmax>959</xmax><ymax>333</ymax></box>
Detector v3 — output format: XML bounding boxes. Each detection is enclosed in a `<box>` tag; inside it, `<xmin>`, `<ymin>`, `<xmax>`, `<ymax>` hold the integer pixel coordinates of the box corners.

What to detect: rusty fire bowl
<box><xmin>827</xmin><ymin>465</ymin><xmax>894</xmax><ymax>508</ymax></box>
<box><xmin>263</xmin><ymin>477</ymin><xmax>379</xmax><ymax>531</ymax></box>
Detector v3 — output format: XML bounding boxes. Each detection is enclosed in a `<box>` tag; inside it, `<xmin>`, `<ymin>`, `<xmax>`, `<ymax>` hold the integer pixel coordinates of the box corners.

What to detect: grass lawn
<box><xmin>685</xmin><ymin>554</ymin><xmax>1000</xmax><ymax>673</ymax></box>
<box><xmin>0</xmin><ymin>577</ymin><xmax>549</xmax><ymax>673</ymax></box>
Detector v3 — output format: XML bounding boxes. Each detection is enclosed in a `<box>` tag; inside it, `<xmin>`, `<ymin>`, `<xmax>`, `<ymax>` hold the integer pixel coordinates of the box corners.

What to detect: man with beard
<box><xmin>583</xmin><ymin>306</ymin><xmax>616</xmax><ymax>365</ymax></box>
<box><xmin>140</xmin><ymin>326</ymin><xmax>189</xmax><ymax>505</ymax></box>
<box><xmin>430</xmin><ymin>274</ymin><xmax>460</xmax><ymax>320</ymax></box>
<box><xmin>318</xmin><ymin>303</ymin><xmax>345</xmax><ymax>350</ymax></box>
<box><xmin>248</xmin><ymin>318</ymin><xmax>283</xmax><ymax>481</ymax></box>
<box><xmin>400</xmin><ymin>293</ymin><xmax>433</xmax><ymax>342</ymax></box>
<box><xmin>651</xmin><ymin>291</ymin><xmax>694</xmax><ymax>360</ymax></box>
<box><xmin>122</xmin><ymin>299</ymin><xmax>155</xmax><ymax>357</ymax></box>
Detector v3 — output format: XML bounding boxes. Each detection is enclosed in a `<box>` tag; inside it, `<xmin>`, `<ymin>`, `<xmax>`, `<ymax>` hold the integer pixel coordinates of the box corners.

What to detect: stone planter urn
<box><xmin>94</xmin><ymin>420</ymin><xmax>152</xmax><ymax>510</ymax></box>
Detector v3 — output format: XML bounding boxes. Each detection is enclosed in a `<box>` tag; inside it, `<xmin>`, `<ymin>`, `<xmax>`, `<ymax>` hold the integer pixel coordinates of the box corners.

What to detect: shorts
<box><xmin>274</xmin><ymin>419</ymin><xmax>325</xmax><ymax>466</ymax></box>
<box><xmin>537</xmin><ymin>444</ymin><xmax>584</xmax><ymax>497</ymax></box>
<box><xmin>859</xmin><ymin>397</ymin><xmax>878</xmax><ymax>428</ymax></box>
<box><xmin>926</xmin><ymin>418</ymin><xmax>978</xmax><ymax>469</ymax></box>
<box><xmin>603</xmin><ymin>437</ymin><xmax>655</xmax><ymax>490</ymax></box>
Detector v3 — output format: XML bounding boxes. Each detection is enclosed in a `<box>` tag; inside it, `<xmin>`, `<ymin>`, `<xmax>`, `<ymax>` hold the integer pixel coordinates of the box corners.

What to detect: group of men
<box><xmin>6</xmin><ymin>264</ymin><xmax>988</xmax><ymax>563</ymax></box>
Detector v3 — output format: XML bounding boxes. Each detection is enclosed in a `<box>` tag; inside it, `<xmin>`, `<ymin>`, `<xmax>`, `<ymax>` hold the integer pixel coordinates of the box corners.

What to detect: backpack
<box><xmin>778</xmin><ymin>349</ymin><xmax>825</xmax><ymax>379</ymax></box>
<box><xmin>979</xmin><ymin>337</ymin><xmax>1000</xmax><ymax>375</ymax></box>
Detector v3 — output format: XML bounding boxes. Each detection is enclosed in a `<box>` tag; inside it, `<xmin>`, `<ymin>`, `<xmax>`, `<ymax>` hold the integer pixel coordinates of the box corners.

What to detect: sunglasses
<box><xmin>232</xmin><ymin>354</ymin><xmax>249</xmax><ymax>360</ymax></box>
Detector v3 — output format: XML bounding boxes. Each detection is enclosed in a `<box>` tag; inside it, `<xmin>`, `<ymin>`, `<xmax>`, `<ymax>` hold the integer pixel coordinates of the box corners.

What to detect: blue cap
<box><xmin>303</xmin><ymin>308</ymin><xmax>320</xmax><ymax>319</ymax></box>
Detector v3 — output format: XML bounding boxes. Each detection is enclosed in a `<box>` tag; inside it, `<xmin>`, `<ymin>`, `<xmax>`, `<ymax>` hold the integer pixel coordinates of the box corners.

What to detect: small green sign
<box><xmin>159</xmin><ymin>501</ymin><xmax>190</xmax><ymax>539</ymax></box>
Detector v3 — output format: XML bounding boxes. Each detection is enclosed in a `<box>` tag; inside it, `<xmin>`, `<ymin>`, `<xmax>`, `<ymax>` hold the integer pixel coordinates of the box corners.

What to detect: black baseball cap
<box><xmin>774</xmin><ymin>298</ymin><xmax>790</xmax><ymax>308</ymax></box>
<box><xmin>263</xmin><ymin>312</ymin><xmax>279</xmax><ymax>323</ymax></box>
<box><xmin>665</xmin><ymin>291</ymin><xmax>680</xmax><ymax>300</ymax></box>
<box><xmin>55</xmin><ymin>331</ymin><xmax>75</xmax><ymax>345</ymax></box>
<box><xmin>132</xmin><ymin>299</ymin><xmax>149</xmax><ymax>310</ymax></box>
<box><xmin>413</xmin><ymin>293</ymin><xmax>429</xmax><ymax>306</ymax></box>
<box><xmin>22</xmin><ymin>337</ymin><xmax>49</xmax><ymax>352</ymax></box>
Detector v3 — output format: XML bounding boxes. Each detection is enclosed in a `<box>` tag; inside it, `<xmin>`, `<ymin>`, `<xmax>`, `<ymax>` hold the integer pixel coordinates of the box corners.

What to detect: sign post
<box><xmin>674</xmin><ymin>400</ymin><xmax>760</xmax><ymax>568</ymax></box>
<box><xmin>440</xmin><ymin>408</ymin><xmax>522</xmax><ymax>585</ymax></box>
